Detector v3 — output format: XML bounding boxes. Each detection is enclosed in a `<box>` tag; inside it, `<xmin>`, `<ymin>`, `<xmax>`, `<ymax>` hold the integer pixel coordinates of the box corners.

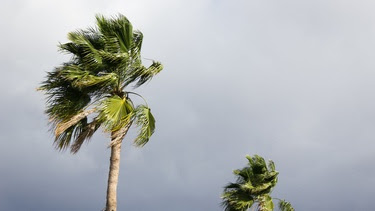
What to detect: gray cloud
<box><xmin>1</xmin><ymin>0</ymin><xmax>375</xmax><ymax>210</ymax></box>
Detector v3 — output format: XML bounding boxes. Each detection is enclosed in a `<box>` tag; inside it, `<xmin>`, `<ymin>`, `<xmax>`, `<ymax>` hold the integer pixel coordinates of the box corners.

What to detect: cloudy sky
<box><xmin>1</xmin><ymin>0</ymin><xmax>375</xmax><ymax>210</ymax></box>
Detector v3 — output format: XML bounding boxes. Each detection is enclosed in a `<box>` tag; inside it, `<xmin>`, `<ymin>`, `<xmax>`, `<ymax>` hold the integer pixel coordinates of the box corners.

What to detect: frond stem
<box><xmin>127</xmin><ymin>91</ymin><xmax>148</xmax><ymax>107</ymax></box>
<box><xmin>142</xmin><ymin>57</ymin><xmax>154</xmax><ymax>61</ymax></box>
<box><xmin>273</xmin><ymin>198</ymin><xmax>283</xmax><ymax>202</ymax></box>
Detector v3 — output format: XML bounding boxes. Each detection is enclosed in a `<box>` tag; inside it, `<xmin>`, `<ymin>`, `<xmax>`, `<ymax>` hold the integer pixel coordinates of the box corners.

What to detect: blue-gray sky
<box><xmin>1</xmin><ymin>0</ymin><xmax>375</xmax><ymax>210</ymax></box>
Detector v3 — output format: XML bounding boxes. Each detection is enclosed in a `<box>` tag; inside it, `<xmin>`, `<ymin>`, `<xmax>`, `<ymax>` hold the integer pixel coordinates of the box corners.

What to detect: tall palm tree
<box><xmin>38</xmin><ymin>14</ymin><xmax>163</xmax><ymax>211</ymax></box>
<box><xmin>221</xmin><ymin>155</ymin><xmax>294</xmax><ymax>211</ymax></box>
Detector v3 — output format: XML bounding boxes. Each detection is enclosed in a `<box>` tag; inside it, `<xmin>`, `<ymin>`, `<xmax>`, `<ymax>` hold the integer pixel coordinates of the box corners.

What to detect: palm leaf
<box><xmin>260</xmin><ymin>195</ymin><xmax>274</xmax><ymax>211</ymax></box>
<box><xmin>133</xmin><ymin>105</ymin><xmax>155</xmax><ymax>147</ymax></box>
<box><xmin>131</xmin><ymin>30</ymin><xmax>143</xmax><ymax>56</ymax></box>
<box><xmin>221</xmin><ymin>189</ymin><xmax>254</xmax><ymax>211</ymax></box>
<box><xmin>54</xmin><ymin>117</ymin><xmax>87</xmax><ymax>151</ymax></box>
<box><xmin>96</xmin><ymin>14</ymin><xmax>133</xmax><ymax>53</ymax></box>
<box><xmin>59</xmin><ymin>66</ymin><xmax>118</xmax><ymax>89</ymax></box>
<box><xmin>123</xmin><ymin>61</ymin><xmax>163</xmax><ymax>88</ymax></box>
<box><xmin>40</xmin><ymin>70</ymin><xmax>91</xmax><ymax>120</ymax></box>
<box><xmin>66</xmin><ymin>29</ymin><xmax>103</xmax><ymax>66</ymax></box>
<box><xmin>71</xmin><ymin>119</ymin><xmax>101</xmax><ymax>153</ymax></box>
<box><xmin>98</xmin><ymin>95</ymin><xmax>134</xmax><ymax>131</ymax></box>
<box><xmin>278</xmin><ymin>200</ymin><xmax>294</xmax><ymax>211</ymax></box>
<box><xmin>54</xmin><ymin>108</ymin><xmax>96</xmax><ymax>136</ymax></box>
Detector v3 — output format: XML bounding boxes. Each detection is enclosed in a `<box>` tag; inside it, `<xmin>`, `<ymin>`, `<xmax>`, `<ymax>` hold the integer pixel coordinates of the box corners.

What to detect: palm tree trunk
<box><xmin>105</xmin><ymin>125</ymin><xmax>131</xmax><ymax>211</ymax></box>
<box><xmin>105</xmin><ymin>141</ymin><xmax>122</xmax><ymax>211</ymax></box>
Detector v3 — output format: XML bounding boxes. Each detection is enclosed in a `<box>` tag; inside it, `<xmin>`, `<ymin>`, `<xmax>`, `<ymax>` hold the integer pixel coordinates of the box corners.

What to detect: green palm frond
<box><xmin>97</xmin><ymin>50</ymin><xmax>129</xmax><ymax>67</ymax></box>
<box><xmin>221</xmin><ymin>189</ymin><xmax>254</xmax><ymax>211</ymax></box>
<box><xmin>258</xmin><ymin>195</ymin><xmax>274</xmax><ymax>211</ymax></box>
<box><xmin>59</xmin><ymin>66</ymin><xmax>118</xmax><ymax>89</ymax></box>
<box><xmin>133</xmin><ymin>105</ymin><xmax>155</xmax><ymax>147</ymax></box>
<box><xmin>224</xmin><ymin>183</ymin><xmax>242</xmax><ymax>191</ymax></box>
<box><xmin>40</xmin><ymin>71</ymin><xmax>91</xmax><ymax>121</ymax></box>
<box><xmin>96</xmin><ymin>14</ymin><xmax>133</xmax><ymax>53</ymax></box>
<box><xmin>125</xmin><ymin>61</ymin><xmax>163</xmax><ymax>88</ymax></box>
<box><xmin>131</xmin><ymin>30</ymin><xmax>143</xmax><ymax>56</ymax></box>
<box><xmin>246</xmin><ymin>155</ymin><xmax>267</xmax><ymax>175</ymax></box>
<box><xmin>64</xmin><ymin>29</ymin><xmax>104</xmax><ymax>68</ymax></box>
<box><xmin>268</xmin><ymin>160</ymin><xmax>276</xmax><ymax>172</ymax></box>
<box><xmin>278</xmin><ymin>200</ymin><xmax>294</xmax><ymax>211</ymax></box>
<box><xmin>40</xmin><ymin>65</ymin><xmax>116</xmax><ymax>122</ymax></box>
<box><xmin>46</xmin><ymin>91</ymin><xmax>90</xmax><ymax>121</ymax></box>
<box><xmin>98</xmin><ymin>95</ymin><xmax>134</xmax><ymax>131</ymax></box>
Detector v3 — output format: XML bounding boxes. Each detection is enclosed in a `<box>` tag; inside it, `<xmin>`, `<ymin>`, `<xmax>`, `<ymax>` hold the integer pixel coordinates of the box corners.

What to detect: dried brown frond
<box><xmin>55</xmin><ymin>108</ymin><xmax>96</xmax><ymax>137</ymax></box>
<box><xmin>71</xmin><ymin>119</ymin><xmax>100</xmax><ymax>154</ymax></box>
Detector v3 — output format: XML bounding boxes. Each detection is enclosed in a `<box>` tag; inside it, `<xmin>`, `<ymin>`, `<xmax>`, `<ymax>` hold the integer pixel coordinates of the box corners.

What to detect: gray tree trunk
<box><xmin>105</xmin><ymin>142</ymin><xmax>122</xmax><ymax>211</ymax></box>
<box><xmin>105</xmin><ymin>125</ymin><xmax>130</xmax><ymax>211</ymax></box>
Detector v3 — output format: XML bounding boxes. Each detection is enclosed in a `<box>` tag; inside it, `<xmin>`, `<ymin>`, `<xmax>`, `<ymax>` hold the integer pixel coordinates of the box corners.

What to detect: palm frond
<box><xmin>71</xmin><ymin>119</ymin><xmax>101</xmax><ymax>153</ymax></box>
<box><xmin>133</xmin><ymin>105</ymin><xmax>155</xmax><ymax>147</ymax></box>
<box><xmin>54</xmin><ymin>117</ymin><xmax>87</xmax><ymax>151</ymax></box>
<box><xmin>59</xmin><ymin>66</ymin><xmax>118</xmax><ymax>89</ymax></box>
<box><xmin>66</xmin><ymin>29</ymin><xmax>103</xmax><ymax>66</ymax></box>
<box><xmin>55</xmin><ymin>108</ymin><xmax>96</xmax><ymax>136</ymax></box>
<box><xmin>98</xmin><ymin>95</ymin><xmax>134</xmax><ymax>131</ymax></box>
<box><xmin>98</xmin><ymin>50</ymin><xmax>129</xmax><ymax>67</ymax></box>
<box><xmin>40</xmin><ymin>70</ymin><xmax>91</xmax><ymax>121</ymax></box>
<box><xmin>96</xmin><ymin>14</ymin><xmax>133</xmax><ymax>53</ymax></box>
<box><xmin>131</xmin><ymin>30</ymin><xmax>143</xmax><ymax>56</ymax></box>
<box><xmin>59</xmin><ymin>30</ymin><xmax>100</xmax><ymax>60</ymax></box>
<box><xmin>268</xmin><ymin>160</ymin><xmax>276</xmax><ymax>172</ymax></box>
<box><xmin>221</xmin><ymin>189</ymin><xmax>254</xmax><ymax>211</ymax></box>
<box><xmin>224</xmin><ymin>183</ymin><xmax>242</xmax><ymax>191</ymax></box>
<box><xmin>123</xmin><ymin>61</ymin><xmax>163</xmax><ymax>88</ymax></box>
<box><xmin>278</xmin><ymin>200</ymin><xmax>294</xmax><ymax>211</ymax></box>
<box><xmin>259</xmin><ymin>195</ymin><xmax>274</xmax><ymax>211</ymax></box>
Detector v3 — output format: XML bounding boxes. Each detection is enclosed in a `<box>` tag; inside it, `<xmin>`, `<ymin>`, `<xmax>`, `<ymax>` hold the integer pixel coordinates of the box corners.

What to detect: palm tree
<box><xmin>38</xmin><ymin>14</ymin><xmax>163</xmax><ymax>211</ymax></box>
<box><xmin>221</xmin><ymin>155</ymin><xmax>294</xmax><ymax>211</ymax></box>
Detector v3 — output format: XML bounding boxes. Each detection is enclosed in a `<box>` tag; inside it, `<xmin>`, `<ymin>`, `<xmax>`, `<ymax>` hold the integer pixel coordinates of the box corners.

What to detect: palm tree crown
<box><xmin>222</xmin><ymin>155</ymin><xmax>294</xmax><ymax>211</ymax></box>
<box><xmin>39</xmin><ymin>14</ymin><xmax>163</xmax><ymax>152</ymax></box>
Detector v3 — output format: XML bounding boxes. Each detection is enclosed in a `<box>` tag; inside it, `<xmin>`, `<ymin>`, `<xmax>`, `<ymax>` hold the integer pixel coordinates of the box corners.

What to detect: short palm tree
<box><xmin>39</xmin><ymin>14</ymin><xmax>163</xmax><ymax>211</ymax></box>
<box><xmin>222</xmin><ymin>155</ymin><xmax>294</xmax><ymax>211</ymax></box>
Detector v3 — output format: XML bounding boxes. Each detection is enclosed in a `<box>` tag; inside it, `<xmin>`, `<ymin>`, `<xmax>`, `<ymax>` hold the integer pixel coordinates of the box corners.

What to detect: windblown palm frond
<box><xmin>278</xmin><ymin>200</ymin><xmax>294</xmax><ymax>211</ymax></box>
<box><xmin>65</xmin><ymin>29</ymin><xmax>104</xmax><ymax>68</ymax></box>
<box><xmin>95</xmin><ymin>14</ymin><xmax>133</xmax><ymax>53</ymax></box>
<box><xmin>60</xmin><ymin>68</ymin><xmax>118</xmax><ymax>89</ymax></box>
<box><xmin>98</xmin><ymin>95</ymin><xmax>134</xmax><ymax>131</ymax></box>
<box><xmin>54</xmin><ymin>108</ymin><xmax>96</xmax><ymax>136</ymax></box>
<box><xmin>258</xmin><ymin>195</ymin><xmax>274</xmax><ymax>211</ymax></box>
<box><xmin>133</xmin><ymin>105</ymin><xmax>155</xmax><ymax>147</ymax></box>
<box><xmin>124</xmin><ymin>61</ymin><xmax>163</xmax><ymax>88</ymax></box>
<box><xmin>222</xmin><ymin>188</ymin><xmax>254</xmax><ymax>211</ymax></box>
<box><xmin>71</xmin><ymin>119</ymin><xmax>101</xmax><ymax>153</ymax></box>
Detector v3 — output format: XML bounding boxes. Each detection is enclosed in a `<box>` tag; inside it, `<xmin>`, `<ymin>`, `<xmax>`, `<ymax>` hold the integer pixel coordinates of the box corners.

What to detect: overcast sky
<box><xmin>1</xmin><ymin>0</ymin><xmax>375</xmax><ymax>210</ymax></box>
